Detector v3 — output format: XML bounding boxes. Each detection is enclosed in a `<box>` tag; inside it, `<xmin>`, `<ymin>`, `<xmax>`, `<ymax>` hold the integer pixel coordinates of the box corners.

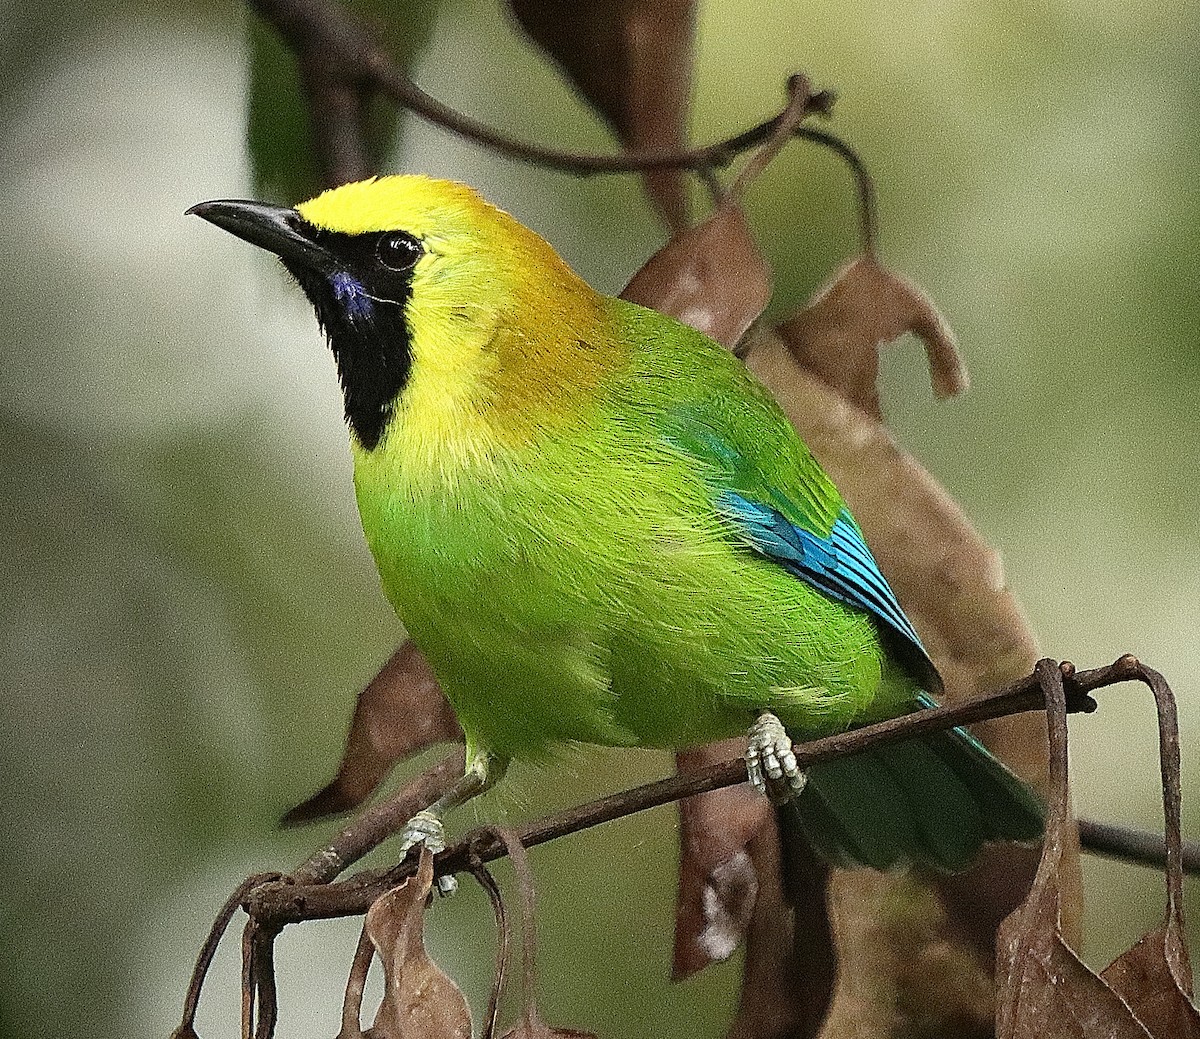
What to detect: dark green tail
<box><xmin>786</xmin><ymin>721</ymin><xmax>1045</xmax><ymax>873</ymax></box>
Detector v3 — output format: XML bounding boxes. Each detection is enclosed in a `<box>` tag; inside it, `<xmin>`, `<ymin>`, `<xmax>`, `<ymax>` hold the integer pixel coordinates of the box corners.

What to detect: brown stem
<box><xmin>468</xmin><ymin>845</ymin><xmax>509</xmax><ymax>1039</ymax></box>
<box><xmin>248</xmin><ymin>0</ymin><xmax>853</xmax><ymax>182</ymax></box>
<box><xmin>291</xmin><ymin>748</ymin><xmax>465</xmax><ymax>885</ymax></box>
<box><xmin>248</xmin><ymin>658</ymin><xmax>1124</xmax><ymax>926</ymax></box>
<box><xmin>181</xmin><ymin>656</ymin><xmax>1199</xmax><ymax>1036</ymax></box>
<box><xmin>171</xmin><ymin>872</ymin><xmax>282</xmax><ymax>1039</ymax></box>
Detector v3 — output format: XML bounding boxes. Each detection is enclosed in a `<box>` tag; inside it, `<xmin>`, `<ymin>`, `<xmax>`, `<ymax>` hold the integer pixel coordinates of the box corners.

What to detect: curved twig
<box><xmin>245</xmin><ymin>657</ymin><xmax>1116</xmax><ymax>926</ymax></box>
<box><xmin>249</xmin><ymin>0</ymin><xmax>850</xmax><ymax>182</ymax></box>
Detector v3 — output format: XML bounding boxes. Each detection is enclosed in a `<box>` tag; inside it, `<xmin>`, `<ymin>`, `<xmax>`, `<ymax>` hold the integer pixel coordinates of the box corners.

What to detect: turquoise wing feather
<box><xmin>715</xmin><ymin>491</ymin><xmax>937</xmax><ymax>689</ymax></box>
<box><xmin>652</xmin><ymin>386</ymin><xmax>938</xmax><ymax>691</ymax></box>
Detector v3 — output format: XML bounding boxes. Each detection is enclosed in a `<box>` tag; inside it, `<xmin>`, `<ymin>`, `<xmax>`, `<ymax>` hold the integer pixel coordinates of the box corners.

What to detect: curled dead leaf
<box><xmin>726</xmin><ymin>820</ymin><xmax>835</xmax><ymax>1039</ymax></box>
<box><xmin>1103</xmin><ymin>925</ymin><xmax>1200</xmax><ymax>1038</ymax></box>
<box><xmin>282</xmin><ymin>641</ymin><xmax>461</xmax><ymax>825</ymax></box>
<box><xmin>362</xmin><ymin>848</ymin><xmax>471</xmax><ymax>1039</ymax></box>
<box><xmin>1099</xmin><ymin>665</ymin><xmax>1200</xmax><ymax>1037</ymax></box>
<box><xmin>995</xmin><ymin>662</ymin><xmax>1152</xmax><ymax>1039</ymax></box>
<box><xmin>620</xmin><ymin>201</ymin><xmax>771</xmax><ymax>349</ymax></box>
<box><xmin>741</xmin><ymin>329</ymin><xmax>1048</xmax><ymax>788</ymax></box>
<box><xmin>508</xmin><ymin>0</ymin><xmax>696</xmax><ymax>228</ymax></box>
<box><xmin>672</xmin><ymin>742</ymin><xmax>770</xmax><ymax>979</ymax></box>
<box><xmin>738</xmin><ymin>329</ymin><xmax>1070</xmax><ymax>1034</ymax></box>
<box><xmin>776</xmin><ymin>254</ymin><xmax>967</xmax><ymax>421</ymax></box>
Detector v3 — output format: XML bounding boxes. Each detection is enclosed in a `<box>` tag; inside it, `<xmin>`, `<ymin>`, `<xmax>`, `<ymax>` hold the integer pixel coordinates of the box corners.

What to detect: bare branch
<box><xmin>1078</xmin><ymin>820</ymin><xmax>1200</xmax><ymax>875</ymax></box>
<box><xmin>246</xmin><ymin>656</ymin><xmax>1121</xmax><ymax>927</ymax></box>
<box><xmin>248</xmin><ymin>0</ymin><xmax>851</xmax><ymax>183</ymax></box>
<box><xmin>291</xmin><ymin>749</ymin><xmax>465</xmax><ymax>886</ymax></box>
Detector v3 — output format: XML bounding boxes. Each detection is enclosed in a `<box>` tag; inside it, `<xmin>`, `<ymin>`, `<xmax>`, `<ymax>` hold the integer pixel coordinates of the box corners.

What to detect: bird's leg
<box><xmin>746</xmin><ymin>711</ymin><xmax>806</xmax><ymax>805</ymax></box>
<box><xmin>398</xmin><ymin>750</ymin><xmax>509</xmax><ymax>894</ymax></box>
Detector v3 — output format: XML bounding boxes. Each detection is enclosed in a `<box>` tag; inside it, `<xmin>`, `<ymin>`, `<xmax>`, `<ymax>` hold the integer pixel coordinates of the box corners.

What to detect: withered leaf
<box><xmin>672</xmin><ymin>742</ymin><xmax>770</xmax><ymax>979</ymax></box>
<box><xmin>741</xmin><ymin>329</ymin><xmax>1050</xmax><ymax>791</ymax></box>
<box><xmin>624</xmin><ymin>185</ymin><xmax>771</xmax><ymax>980</ymax></box>
<box><xmin>620</xmin><ymin>201</ymin><xmax>771</xmax><ymax>349</ymax></box>
<box><xmin>282</xmin><ymin>641</ymin><xmax>461</xmax><ymax>825</ymax></box>
<box><xmin>1102</xmin><ymin>925</ymin><xmax>1200</xmax><ymax>1038</ymax></box>
<box><xmin>508</xmin><ymin>0</ymin><xmax>696</xmax><ymax>228</ymax></box>
<box><xmin>997</xmin><ymin>880</ymin><xmax>1152</xmax><ymax>1039</ymax></box>
<box><xmin>776</xmin><ymin>253</ymin><xmax>967</xmax><ymax>421</ymax></box>
<box><xmin>1100</xmin><ymin>665</ymin><xmax>1200</xmax><ymax>1037</ymax></box>
<box><xmin>363</xmin><ymin>848</ymin><xmax>471</xmax><ymax>1039</ymax></box>
<box><xmin>995</xmin><ymin>662</ymin><xmax>1151</xmax><ymax>1039</ymax></box>
<box><xmin>726</xmin><ymin>821</ymin><xmax>835</xmax><ymax>1039</ymax></box>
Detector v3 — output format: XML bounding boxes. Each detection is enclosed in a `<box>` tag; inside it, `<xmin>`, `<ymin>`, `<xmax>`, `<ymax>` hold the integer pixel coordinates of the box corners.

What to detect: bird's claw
<box><xmin>746</xmin><ymin>711</ymin><xmax>806</xmax><ymax>804</ymax></box>
<box><xmin>399</xmin><ymin>808</ymin><xmax>447</xmax><ymax>856</ymax></box>
<box><xmin>397</xmin><ymin>810</ymin><xmax>458</xmax><ymax>895</ymax></box>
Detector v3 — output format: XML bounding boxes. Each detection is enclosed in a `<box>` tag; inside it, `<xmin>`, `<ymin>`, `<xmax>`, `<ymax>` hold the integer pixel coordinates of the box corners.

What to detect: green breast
<box><xmin>351</xmin><ymin>384</ymin><xmax>887</xmax><ymax>762</ymax></box>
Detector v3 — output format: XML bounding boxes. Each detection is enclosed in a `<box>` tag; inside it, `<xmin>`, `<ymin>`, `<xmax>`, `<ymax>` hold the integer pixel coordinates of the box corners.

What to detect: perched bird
<box><xmin>189</xmin><ymin>175</ymin><xmax>1042</xmax><ymax>872</ymax></box>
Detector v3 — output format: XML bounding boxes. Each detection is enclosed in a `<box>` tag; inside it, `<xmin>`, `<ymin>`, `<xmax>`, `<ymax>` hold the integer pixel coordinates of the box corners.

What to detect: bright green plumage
<box><xmin>357</xmin><ymin>298</ymin><xmax>888</xmax><ymax>754</ymax></box>
<box><xmin>191</xmin><ymin>174</ymin><xmax>1043</xmax><ymax>873</ymax></box>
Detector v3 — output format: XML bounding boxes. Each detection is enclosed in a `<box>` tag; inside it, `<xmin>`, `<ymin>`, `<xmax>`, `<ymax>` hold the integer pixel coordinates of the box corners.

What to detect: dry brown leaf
<box><xmin>777</xmin><ymin>254</ymin><xmax>967</xmax><ymax>421</ymax></box>
<box><xmin>621</xmin><ymin>188</ymin><xmax>771</xmax><ymax>982</ymax></box>
<box><xmin>995</xmin><ymin>662</ymin><xmax>1151</xmax><ymax>1039</ymax></box>
<box><xmin>620</xmin><ymin>201</ymin><xmax>771</xmax><ymax>349</ymax></box>
<box><xmin>726</xmin><ymin>821</ymin><xmax>836</xmax><ymax>1039</ymax></box>
<box><xmin>363</xmin><ymin>848</ymin><xmax>471</xmax><ymax>1039</ymax></box>
<box><xmin>508</xmin><ymin>0</ymin><xmax>695</xmax><ymax>228</ymax></box>
<box><xmin>1103</xmin><ymin>925</ymin><xmax>1200</xmax><ymax>1038</ymax></box>
<box><xmin>742</xmin><ymin>329</ymin><xmax>1051</xmax><ymax>793</ymax></box>
<box><xmin>1100</xmin><ymin>666</ymin><xmax>1200</xmax><ymax>1037</ymax></box>
<box><xmin>672</xmin><ymin>742</ymin><xmax>771</xmax><ymax>979</ymax></box>
<box><xmin>282</xmin><ymin>641</ymin><xmax>461</xmax><ymax>825</ymax></box>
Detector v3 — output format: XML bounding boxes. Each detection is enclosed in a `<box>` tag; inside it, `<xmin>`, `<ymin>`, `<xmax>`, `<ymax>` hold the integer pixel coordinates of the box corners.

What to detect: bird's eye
<box><xmin>375</xmin><ymin>231</ymin><xmax>423</xmax><ymax>273</ymax></box>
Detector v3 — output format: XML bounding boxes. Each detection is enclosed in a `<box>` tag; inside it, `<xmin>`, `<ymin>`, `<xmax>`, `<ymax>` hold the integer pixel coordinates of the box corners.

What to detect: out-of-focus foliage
<box><xmin>248</xmin><ymin>0</ymin><xmax>436</xmax><ymax>203</ymax></box>
<box><xmin>2</xmin><ymin>0</ymin><xmax>1199</xmax><ymax>1038</ymax></box>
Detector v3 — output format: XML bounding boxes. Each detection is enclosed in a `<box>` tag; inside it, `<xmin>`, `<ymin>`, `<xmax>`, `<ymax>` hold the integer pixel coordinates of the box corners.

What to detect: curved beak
<box><xmin>187</xmin><ymin>199</ymin><xmax>336</xmax><ymax>274</ymax></box>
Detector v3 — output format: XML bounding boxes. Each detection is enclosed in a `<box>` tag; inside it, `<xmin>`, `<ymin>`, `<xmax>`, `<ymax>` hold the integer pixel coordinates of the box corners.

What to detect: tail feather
<box><xmin>791</xmin><ymin>718</ymin><xmax>1044</xmax><ymax>873</ymax></box>
<box><xmin>798</xmin><ymin>755</ymin><xmax>919</xmax><ymax>871</ymax></box>
<box><xmin>875</xmin><ymin>741</ymin><xmax>987</xmax><ymax>872</ymax></box>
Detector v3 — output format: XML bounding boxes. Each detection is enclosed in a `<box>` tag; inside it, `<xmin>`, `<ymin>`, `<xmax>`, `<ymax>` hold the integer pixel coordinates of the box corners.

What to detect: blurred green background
<box><xmin>3</xmin><ymin>1</ymin><xmax>1198</xmax><ymax>1036</ymax></box>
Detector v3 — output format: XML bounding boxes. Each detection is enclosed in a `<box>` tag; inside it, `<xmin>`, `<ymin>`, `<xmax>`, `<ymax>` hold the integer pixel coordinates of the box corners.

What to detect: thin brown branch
<box><xmin>246</xmin><ymin>656</ymin><xmax>1136</xmax><ymax>927</ymax></box>
<box><xmin>468</xmin><ymin>848</ymin><xmax>509</xmax><ymax>1039</ymax></box>
<box><xmin>171</xmin><ymin>873</ymin><xmax>282</xmax><ymax>1039</ymax></box>
<box><xmin>299</xmin><ymin>60</ymin><xmax>373</xmax><ymax>187</ymax></box>
<box><xmin>251</xmin><ymin>924</ymin><xmax>281</xmax><ymax>1039</ymax></box>
<box><xmin>339</xmin><ymin>922</ymin><xmax>374</xmax><ymax>1038</ymax></box>
<box><xmin>179</xmin><ymin>656</ymin><xmax>1198</xmax><ymax>1039</ymax></box>
<box><xmin>727</xmin><ymin>73</ymin><xmax>814</xmax><ymax>200</ymax></box>
<box><xmin>795</xmin><ymin>125</ymin><xmax>878</xmax><ymax>253</ymax></box>
<box><xmin>291</xmin><ymin>748</ymin><xmax>465</xmax><ymax>886</ymax></box>
<box><xmin>248</xmin><ymin>0</ymin><xmax>849</xmax><ymax>181</ymax></box>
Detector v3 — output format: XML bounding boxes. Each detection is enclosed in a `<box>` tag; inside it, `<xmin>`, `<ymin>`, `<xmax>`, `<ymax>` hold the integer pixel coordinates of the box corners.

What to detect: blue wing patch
<box><xmin>718</xmin><ymin>491</ymin><xmax>933</xmax><ymax>675</ymax></box>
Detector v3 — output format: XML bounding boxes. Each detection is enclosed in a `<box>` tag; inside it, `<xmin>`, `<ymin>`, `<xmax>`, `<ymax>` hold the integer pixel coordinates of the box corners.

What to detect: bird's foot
<box><xmin>398</xmin><ymin>809</ymin><xmax>457</xmax><ymax>895</ymax></box>
<box><xmin>746</xmin><ymin>711</ymin><xmax>806</xmax><ymax>805</ymax></box>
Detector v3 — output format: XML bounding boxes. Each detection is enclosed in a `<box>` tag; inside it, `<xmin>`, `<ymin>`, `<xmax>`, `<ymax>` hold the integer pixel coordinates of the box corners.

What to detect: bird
<box><xmin>188</xmin><ymin>174</ymin><xmax>1043</xmax><ymax>873</ymax></box>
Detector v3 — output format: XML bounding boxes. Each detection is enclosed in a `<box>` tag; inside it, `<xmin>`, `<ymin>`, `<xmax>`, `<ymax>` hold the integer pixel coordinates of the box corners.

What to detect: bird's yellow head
<box><xmin>189</xmin><ymin>175</ymin><xmax>614</xmax><ymax>457</ymax></box>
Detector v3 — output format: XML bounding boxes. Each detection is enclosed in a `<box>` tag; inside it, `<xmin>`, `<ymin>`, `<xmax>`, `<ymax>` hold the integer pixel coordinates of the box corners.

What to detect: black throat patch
<box><xmin>284</xmin><ymin>229</ymin><xmax>418</xmax><ymax>451</ymax></box>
